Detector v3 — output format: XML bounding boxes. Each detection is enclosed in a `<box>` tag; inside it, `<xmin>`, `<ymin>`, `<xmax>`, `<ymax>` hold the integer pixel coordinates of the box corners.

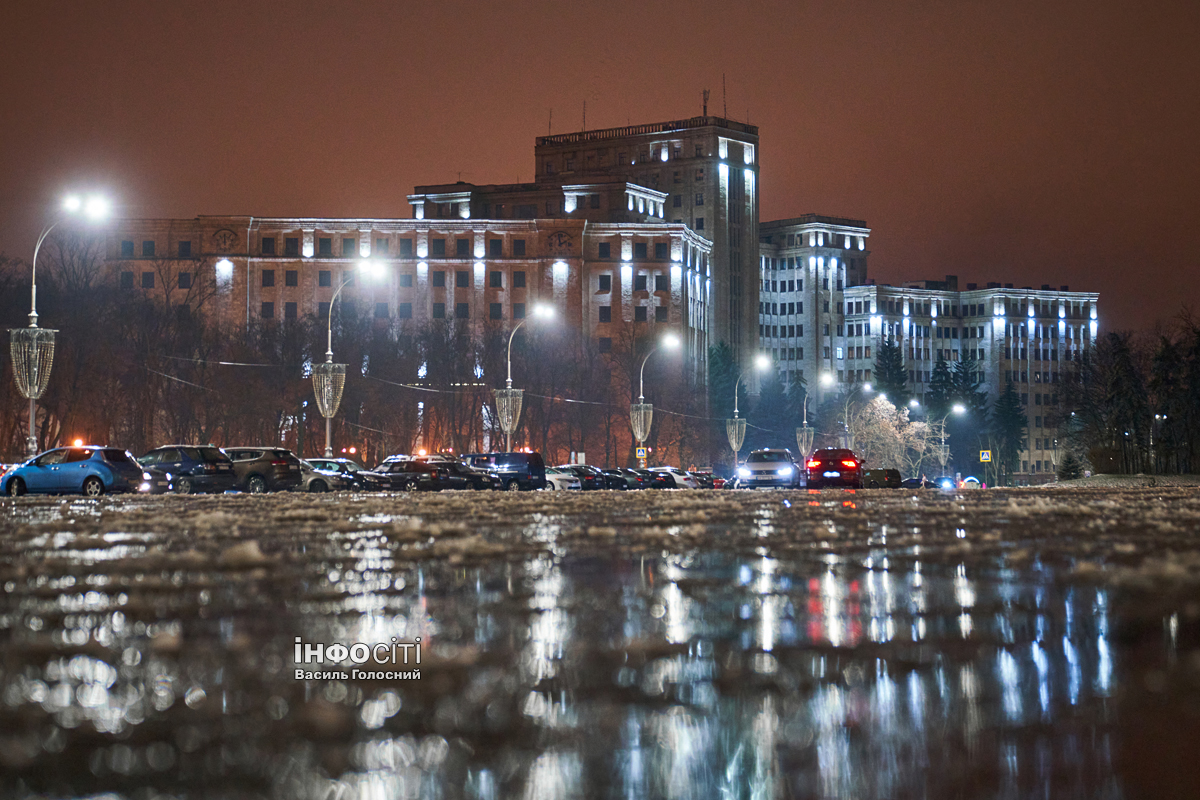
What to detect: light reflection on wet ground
<box><xmin>1</xmin><ymin>488</ymin><xmax>1199</xmax><ymax>798</ymax></box>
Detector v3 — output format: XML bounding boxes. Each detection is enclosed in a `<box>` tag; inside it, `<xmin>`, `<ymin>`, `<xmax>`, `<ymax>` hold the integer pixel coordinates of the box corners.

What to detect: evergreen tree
<box><xmin>873</xmin><ymin>336</ymin><xmax>908</xmax><ymax>407</ymax></box>
<box><xmin>926</xmin><ymin>355</ymin><xmax>953</xmax><ymax>420</ymax></box>
<box><xmin>747</xmin><ymin>366</ymin><xmax>790</xmax><ymax>451</ymax></box>
<box><xmin>992</xmin><ymin>382</ymin><xmax>1027</xmax><ymax>484</ymax></box>
<box><xmin>951</xmin><ymin>358</ymin><xmax>989</xmax><ymax>415</ymax></box>
<box><xmin>1057</xmin><ymin>451</ymin><xmax>1084</xmax><ymax>481</ymax></box>
<box><xmin>707</xmin><ymin>341</ymin><xmax>737</xmax><ymax>421</ymax></box>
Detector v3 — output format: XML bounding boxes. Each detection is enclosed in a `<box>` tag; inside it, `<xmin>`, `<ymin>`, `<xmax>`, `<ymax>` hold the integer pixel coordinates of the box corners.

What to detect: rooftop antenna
<box><xmin>583</xmin><ymin>100</ymin><xmax>586</xmax><ymax>130</ymax></box>
<box><xmin>722</xmin><ymin>74</ymin><xmax>727</xmax><ymax>118</ymax></box>
<box><xmin>702</xmin><ymin>89</ymin><xmax>709</xmax><ymax>116</ymax></box>
<box><xmin>548</xmin><ymin>108</ymin><xmax>552</xmax><ymax>135</ymax></box>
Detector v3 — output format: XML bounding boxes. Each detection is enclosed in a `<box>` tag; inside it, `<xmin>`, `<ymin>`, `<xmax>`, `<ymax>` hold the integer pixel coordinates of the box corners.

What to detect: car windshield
<box><xmin>813</xmin><ymin>450</ymin><xmax>855</xmax><ymax>460</ymax></box>
<box><xmin>341</xmin><ymin>461</ymin><xmax>362</xmax><ymax>472</ymax></box>
<box><xmin>746</xmin><ymin>451</ymin><xmax>788</xmax><ymax>463</ymax></box>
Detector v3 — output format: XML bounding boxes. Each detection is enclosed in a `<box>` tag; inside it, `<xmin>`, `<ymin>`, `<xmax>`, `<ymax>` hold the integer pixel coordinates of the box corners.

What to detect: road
<box><xmin>1</xmin><ymin>487</ymin><xmax>1198</xmax><ymax>799</ymax></box>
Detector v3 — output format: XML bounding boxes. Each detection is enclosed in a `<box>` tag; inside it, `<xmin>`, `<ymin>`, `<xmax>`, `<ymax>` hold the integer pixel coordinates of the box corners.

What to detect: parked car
<box><xmin>733</xmin><ymin>449</ymin><xmax>804</xmax><ymax>489</ymax></box>
<box><xmin>900</xmin><ymin>477</ymin><xmax>937</xmax><ymax>489</ymax></box>
<box><xmin>863</xmin><ymin>468</ymin><xmax>902</xmax><ymax>489</ymax></box>
<box><xmin>555</xmin><ymin>464</ymin><xmax>606</xmax><ymax>490</ymax></box>
<box><xmin>374</xmin><ymin>459</ymin><xmax>493</xmax><ymax>491</ymax></box>
<box><xmin>138</xmin><ymin>445</ymin><xmax>238</xmax><ymax>494</ymax></box>
<box><xmin>600</xmin><ymin>468</ymin><xmax>644</xmax><ymax>489</ymax></box>
<box><xmin>651</xmin><ymin>466</ymin><xmax>700</xmax><ymax>489</ymax></box>
<box><xmin>805</xmin><ymin>448</ymin><xmax>864</xmax><ymax>489</ymax></box>
<box><xmin>544</xmin><ymin>467</ymin><xmax>582</xmax><ymax>490</ymax></box>
<box><xmin>632</xmin><ymin>468</ymin><xmax>674</xmax><ymax>489</ymax></box>
<box><xmin>223</xmin><ymin>447</ymin><xmax>304</xmax><ymax>493</ymax></box>
<box><xmin>443</xmin><ymin>461</ymin><xmax>502</xmax><ymax>490</ymax></box>
<box><xmin>462</xmin><ymin>452</ymin><xmax>547</xmax><ymax>491</ymax></box>
<box><xmin>298</xmin><ymin>459</ymin><xmax>353</xmax><ymax>493</ymax></box>
<box><xmin>3</xmin><ymin>446</ymin><xmax>161</xmax><ymax>497</ymax></box>
<box><xmin>306</xmin><ymin>458</ymin><xmax>386</xmax><ymax>491</ymax></box>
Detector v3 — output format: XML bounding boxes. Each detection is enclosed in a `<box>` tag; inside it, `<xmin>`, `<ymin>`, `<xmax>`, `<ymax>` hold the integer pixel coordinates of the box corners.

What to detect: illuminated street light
<box><xmin>10</xmin><ymin>192</ymin><xmax>110</xmax><ymax>456</ymax></box>
<box><xmin>313</xmin><ymin>259</ymin><xmax>385</xmax><ymax>457</ymax></box>
<box><xmin>728</xmin><ymin>354</ymin><xmax>772</xmax><ymax>465</ymax></box>
<box><xmin>631</xmin><ymin>332</ymin><xmax>681</xmax><ymax>467</ymax></box>
<box><xmin>496</xmin><ymin>303</ymin><xmax>555</xmax><ymax>453</ymax></box>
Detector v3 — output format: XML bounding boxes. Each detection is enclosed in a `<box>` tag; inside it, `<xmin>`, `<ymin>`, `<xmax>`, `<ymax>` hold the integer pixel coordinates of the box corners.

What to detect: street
<box><xmin>1</xmin><ymin>487</ymin><xmax>1198</xmax><ymax>798</ymax></box>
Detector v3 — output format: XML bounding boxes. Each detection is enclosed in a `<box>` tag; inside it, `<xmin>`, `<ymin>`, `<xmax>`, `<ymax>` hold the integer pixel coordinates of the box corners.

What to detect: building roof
<box><xmin>536</xmin><ymin>116</ymin><xmax>758</xmax><ymax>147</ymax></box>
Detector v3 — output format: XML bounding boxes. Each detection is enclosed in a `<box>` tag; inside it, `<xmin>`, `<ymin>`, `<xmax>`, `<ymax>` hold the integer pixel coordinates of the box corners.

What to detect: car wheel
<box><xmin>176</xmin><ymin>477</ymin><xmax>194</xmax><ymax>495</ymax></box>
<box><xmin>7</xmin><ymin>478</ymin><xmax>26</xmax><ymax>497</ymax></box>
<box><xmin>247</xmin><ymin>475</ymin><xmax>268</xmax><ymax>494</ymax></box>
<box><xmin>82</xmin><ymin>477</ymin><xmax>104</xmax><ymax>497</ymax></box>
<box><xmin>505</xmin><ymin>480</ymin><xmax>520</xmax><ymax>492</ymax></box>
<box><xmin>309</xmin><ymin>479</ymin><xmax>327</xmax><ymax>493</ymax></box>
<box><xmin>404</xmin><ymin>481</ymin><xmax>419</xmax><ymax>493</ymax></box>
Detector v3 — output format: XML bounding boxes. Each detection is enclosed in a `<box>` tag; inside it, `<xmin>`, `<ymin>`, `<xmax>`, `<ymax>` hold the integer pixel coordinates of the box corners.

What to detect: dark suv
<box><xmin>805</xmin><ymin>448</ymin><xmax>864</xmax><ymax>489</ymax></box>
<box><xmin>224</xmin><ymin>447</ymin><xmax>303</xmax><ymax>493</ymax></box>
<box><xmin>139</xmin><ymin>445</ymin><xmax>238</xmax><ymax>494</ymax></box>
<box><xmin>462</xmin><ymin>452</ymin><xmax>547</xmax><ymax>491</ymax></box>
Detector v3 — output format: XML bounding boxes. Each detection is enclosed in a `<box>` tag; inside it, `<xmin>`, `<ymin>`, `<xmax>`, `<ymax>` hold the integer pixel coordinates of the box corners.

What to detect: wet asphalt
<box><xmin>1</xmin><ymin>486</ymin><xmax>1199</xmax><ymax>799</ymax></box>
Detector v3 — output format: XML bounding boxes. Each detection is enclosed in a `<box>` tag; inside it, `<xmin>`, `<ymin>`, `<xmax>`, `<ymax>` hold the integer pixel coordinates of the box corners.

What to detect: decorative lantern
<box><xmin>726</xmin><ymin>417</ymin><xmax>746</xmax><ymax>461</ymax></box>
<box><xmin>494</xmin><ymin>388</ymin><xmax>524</xmax><ymax>452</ymax></box>
<box><xmin>312</xmin><ymin>362</ymin><xmax>346</xmax><ymax>457</ymax></box>
<box><xmin>630</xmin><ymin>402</ymin><xmax>653</xmax><ymax>465</ymax></box>
<box><xmin>796</xmin><ymin>425</ymin><xmax>814</xmax><ymax>460</ymax></box>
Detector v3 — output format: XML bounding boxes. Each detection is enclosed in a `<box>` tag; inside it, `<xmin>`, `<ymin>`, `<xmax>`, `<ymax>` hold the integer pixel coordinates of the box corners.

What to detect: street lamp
<box><xmin>312</xmin><ymin>259</ymin><xmax>385</xmax><ymax>457</ymax></box>
<box><xmin>934</xmin><ymin>403</ymin><xmax>967</xmax><ymax>477</ymax></box>
<box><xmin>727</xmin><ymin>353</ymin><xmax>771</xmax><ymax>464</ymax></box>
<box><xmin>631</xmin><ymin>332</ymin><xmax>680</xmax><ymax>467</ymax></box>
<box><xmin>495</xmin><ymin>304</ymin><xmax>555</xmax><ymax>452</ymax></box>
<box><xmin>10</xmin><ymin>192</ymin><xmax>110</xmax><ymax>457</ymax></box>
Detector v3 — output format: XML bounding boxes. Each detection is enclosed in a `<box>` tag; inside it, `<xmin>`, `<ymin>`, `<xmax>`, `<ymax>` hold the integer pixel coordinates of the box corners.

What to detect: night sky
<box><xmin>2</xmin><ymin>0</ymin><xmax>1197</xmax><ymax>331</ymax></box>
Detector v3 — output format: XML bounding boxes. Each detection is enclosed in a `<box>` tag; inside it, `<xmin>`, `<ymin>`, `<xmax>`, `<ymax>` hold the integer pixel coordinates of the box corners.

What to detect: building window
<box><xmin>455</xmin><ymin>302</ymin><xmax>469</xmax><ymax>319</ymax></box>
<box><xmin>598</xmin><ymin>242</ymin><xmax>611</xmax><ymax>259</ymax></box>
<box><xmin>318</xmin><ymin>302</ymin><xmax>330</xmax><ymax>317</ymax></box>
<box><xmin>261</xmin><ymin>302</ymin><xmax>274</xmax><ymax>318</ymax></box>
<box><xmin>490</xmin><ymin>303</ymin><xmax>502</xmax><ymax>320</ymax></box>
<box><xmin>285</xmin><ymin>302</ymin><xmax>298</xmax><ymax>320</ymax></box>
<box><xmin>599</xmin><ymin>337</ymin><xmax>612</xmax><ymax>353</ymax></box>
<box><xmin>655</xmin><ymin>274</ymin><xmax>668</xmax><ymax>292</ymax></box>
<box><xmin>343</xmin><ymin>237</ymin><xmax>356</xmax><ymax>256</ymax></box>
<box><xmin>398</xmin><ymin>302</ymin><xmax>412</xmax><ymax>319</ymax></box>
<box><xmin>432</xmin><ymin>303</ymin><xmax>445</xmax><ymax>319</ymax></box>
<box><xmin>599</xmin><ymin>306</ymin><xmax>612</xmax><ymax>323</ymax></box>
<box><xmin>513</xmin><ymin>271</ymin><xmax>526</xmax><ymax>288</ymax></box>
<box><xmin>138</xmin><ymin>271</ymin><xmax>153</xmax><ymax>288</ymax></box>
<box><xmin>262</xmin><ymin>270</ymin><xmax>275</xmax><ymax>287</ymax></box>
<box><xmin>598</xmin><ymin>274</ymin><xmax>611</xmax><ymax>292</ymax></box>
<box><xmin>177</xmin><ymin>241</ymin><xmax>192</xmax><ymax>258</ymax></box>
<box><xmin>399</xmin><ymin>239</ymin><xmax>413</xmax><ymax>257</ymax></box>
<box><xmin>319</xmin><ymin>270</ymin><xmax>331</xmax><ymax>287</ymax></box>
<box><xmin>399</xmin><ymin>273</ymin><xmax>413</xmax><ymax>288</ymax></box>
<box><xmin>261</xmin><ymin>237</ymin><xmax>275</xmax><ymax>255</ymax></box>
<box><xmin>489</xmin><ymin>239</ymin><xmax>503</xmax><ymax>256</ymax></box>
<box><xmin>142</xmin><ymin>241</ymin><xmax>155</xmax><ymax>257</ymax></box>
<box><xmin>489</xmin><ymin>271</ymin><xmax>503</xmax><ymax>288</ymax></box>
<box><xmin>635</xmin><ymin>306</ymin><xmax>648</xmax><ymax>322</ymax></box>
<box><xmin>634</xmin><ymin>242</ymin><xmax>647</xmax><ymax>259</ymax></box>
<box><xmin>375</xmin><ymin>238</ymin><xmax>389</xmax><ymax>255</ymax></box>
<box><xmin>285</xmin><ymin>270</ymin><xmax>298</xmax><ymax>287</ymax></box>
<box><xmin>431</xmin><ymin>239</ymin><xmax>446</xmax><ymax>257</ymax></box>
<box><xmin>634</xmin><ymin>274</ymin><xmax>648</xmax><ymax>291</ymax></box>
<box><xmin>695</xmin><ymin>169</ymin><xmax>705</xmax><ymax>182</ymax></box>
<box><xmin>513</xmin><ymin>239</ymin><xmax>526</xmax><ymax>256</ymax></box>
<box><xmin>695</xmin><ymin>217</ymin><xmax>705</xmax><ymax>230</ymax></box>
<box><xmin>654</xmin><ymin>243</ymin><xmax>668</xmax><ymax>259</ymax></box>
<box><xmin>695</xmin><ymin>193</ymin><xmax>704</xmax><ymax>206</ymax></box>
<box><xmin>285</xmin><ymin>238</ymin><xmax>299</xmax><ymax>257</ymax></box>
<box><xmin>341</xmin><ymin>270</ymin><xmax>355</xmax><ymax>286</ymax></box>
<box><xmin>121</xmin><ymin>240</ymin><xmax>134</xmax><ymax>258</ymax></box>
<box><xmin>178</xmin><ymin>272</ymin><xmax>192</xmax><ymax>289</ymax></box>
<box><xmin>456</xmin><ymin>238</ymin><xmax>469</xmax><ymax>257</ymax></box>
<box><xmin>374</xmin><ymin>303</ymin><xmax>388</xmax><ymax>319</ymax></box>
<box><xmin>673</xmin><ymin>195</ymin><xmax>682</xmax><ymax>208</ymax></box>
<box><xmin>655</xmin><ymin>306</ymin><xmax>667</xmax><ymax>322</ymax></box>
<box><xmin>590</xmin><ymin>194</ymin><xmax>600</xmax><ymax>208</ymax></box>
<box><xmin>120</xmin><ymin>271</ymin><xmax>133</xmax><ymax>289</ymax></box>
<box><xmin>432</xmin><ymin>271</ymin><xmax>446</xmax><ymax>287</ymax></box>
<box><xmin>513</xmin><ymin>303</ymin><xmax>526</xmax><ymax>319</ymax></box>
<box><xmin>456</xmin><ymin>270</ymin><xmax>469</xmax><ymax>288</ymax></box>
<box><xmin>318</xmin><ymin>237</ymin><xmax>332</xmax><ymax>256</ymax></box>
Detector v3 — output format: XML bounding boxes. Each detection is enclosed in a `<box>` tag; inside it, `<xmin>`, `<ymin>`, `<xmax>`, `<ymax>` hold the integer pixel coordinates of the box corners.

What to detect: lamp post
<box><xmin>934</xmin><ymin>403</ymin><xmax>967</xmax><ymax>477</ymax></box>
<box><xmin>10</xmin><ymin>193</ymin><xmax>110</xmax><ymax>457</ymax></box>
<box><xmin>631</xmin><ymin>332</ymin><xmax>680</xmax><ymax>467</ymax></box>
<box><xmin>313</xmin><ymin>259</ymin><xmax>384</xmax><ymax>457</ymax></box>
<box><xmin>495</xmin><ymin>304</ymin><xmax>554</xmax><ymax>453</ymax></box>
<box><xmin>727</xmin><ymin>353</ymin><xmax>770</xmax><ymax>465</ymax></box>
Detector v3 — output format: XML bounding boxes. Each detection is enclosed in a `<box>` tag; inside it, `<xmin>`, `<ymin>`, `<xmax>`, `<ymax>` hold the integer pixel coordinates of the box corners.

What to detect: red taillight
<box><xmin>202</xmin><ymin>463</ymin><xmax>218</xmax><ymax>473</ymax></box>
<box><xmin>271</xmin><ymin>459</ymin><xmax>289</xmax><ymax>466</ymax></box>
<box><xmin>841</xmin><ymin>460</ymin><xmax>858</xmax><ymax>468</ymax></box>
<box><xmin>807</xmin><ymin>460</ymin><xmax>821</xmax><ymax>469</ymax></box>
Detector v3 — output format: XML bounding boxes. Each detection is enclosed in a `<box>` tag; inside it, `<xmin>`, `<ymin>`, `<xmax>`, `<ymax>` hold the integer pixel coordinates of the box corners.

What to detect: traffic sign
<box><xmin>636</xmin><ymin>446</ymin><xmax>647</xmax><ymax>460</ymax></box>
<box><xmin>979</xmin><ymin>450</ymin><xmax>992</xmax><ymax>462</ymax></box>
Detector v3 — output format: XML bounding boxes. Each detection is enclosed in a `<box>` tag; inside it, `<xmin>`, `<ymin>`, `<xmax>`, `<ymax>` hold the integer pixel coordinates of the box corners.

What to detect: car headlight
<box><xmin>777</xmin><ymin>466</ymin><xmax>793</xmax><ymax>477</ymax></box>
<box><xmin>142</xmin><ymin>471</ymin><xmax>152</xmax><ymax>480</ymax></box>
<box><xmin>737</xmin><ymin>467</ymin><xmax>750</xmax><ymax>478</ymax></box>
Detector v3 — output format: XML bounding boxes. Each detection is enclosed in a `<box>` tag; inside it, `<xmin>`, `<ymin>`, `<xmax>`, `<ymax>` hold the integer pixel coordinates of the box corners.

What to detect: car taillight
<box><xmin>271</xmin><ymin>459</ymin><xmax>289</xmax><ymax>466</ymax></box>
<box><xmin>807</xmin><ymin>460</ymin><xmax>821</xmax><ymax>469</ymax></box>
<box><xmin>201</xmin><ymin>463</ymin><xmax>218</xmax><ymax>473</ymax></box>
<box><xmin>841</xmin><ymin>460</ymin><xmax>858</xmax><ymax>468</ymax></box>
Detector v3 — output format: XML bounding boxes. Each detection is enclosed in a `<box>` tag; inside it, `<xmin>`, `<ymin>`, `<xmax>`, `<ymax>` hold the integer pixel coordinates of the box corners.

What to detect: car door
<box><xmin>60</xmin><ymin>448</ymin><xmax>98</xmax><ymax>491</ymax></box>
<box><xmin>152</xmin><ymin>448</ymin><xmax>184</xmax><ymax>477</ymax></box>
<box><xmin>23</xmin><ymin>449</ymin><xmax>68</xmax><ymax>492</ymax></box>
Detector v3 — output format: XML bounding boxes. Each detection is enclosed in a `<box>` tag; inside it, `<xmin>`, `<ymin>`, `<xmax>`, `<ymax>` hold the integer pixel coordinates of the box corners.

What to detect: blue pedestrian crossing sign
<box><xmin>636</xmin><ymin>446</ymin><xmax>647</xmax><ymax>460</ymax></box>
<box><xmin>980</xmin><ymin>450</ymin><xmax>992</xmax><ymax>462</ymax></box>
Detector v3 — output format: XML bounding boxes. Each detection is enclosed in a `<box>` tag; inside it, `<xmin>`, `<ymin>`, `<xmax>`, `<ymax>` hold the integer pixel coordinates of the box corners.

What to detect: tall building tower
<box><xmin>535</xmin><ymin>117</ymin><xmax>760</xmax><ymax>371</ymax></box>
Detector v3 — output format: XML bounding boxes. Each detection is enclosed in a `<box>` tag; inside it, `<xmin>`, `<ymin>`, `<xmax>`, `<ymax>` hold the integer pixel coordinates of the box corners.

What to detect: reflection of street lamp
<box><xmin>313</xmin><ymin>259</ymin><xmax>385</xmax><ymax>457</ymax></box>
<box><xmin>496</xmin><ymin>304</ymin><xmax>555</xmax><ymax>453</ymax></box>
<box><xmin>727</xmin><ymin>353</ymin><xmax>771</xmax><ymax>465</ymax></box>
<box><xmin>10</xmin><ymin>193</ymin><xmax>110</xmax><ymax>456</ymax></box>
<box><xmin>631</xmin><ymin>332</ymin><xmax>680</xmax><ymax>467</ymax></box>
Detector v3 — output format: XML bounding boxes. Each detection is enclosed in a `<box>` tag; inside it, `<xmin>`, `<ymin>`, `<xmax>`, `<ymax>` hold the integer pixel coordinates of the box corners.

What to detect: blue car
<box><xmin>2</xmin><ymin>446</ymin><xmax>159</xmax><ymax>497</ymax></box>
<box><xmin>138</xmin><ymin>445</ymin><xmax>238</xmax><ymax>494</ymax></box>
